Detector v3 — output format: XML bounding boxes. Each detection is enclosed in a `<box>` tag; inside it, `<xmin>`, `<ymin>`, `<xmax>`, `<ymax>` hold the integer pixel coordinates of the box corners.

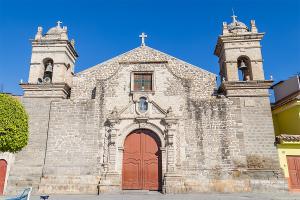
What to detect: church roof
<box><xmin>77</xmin><ymin>45</ymin><xmax>216</xmax><ymax>79</ymax></box>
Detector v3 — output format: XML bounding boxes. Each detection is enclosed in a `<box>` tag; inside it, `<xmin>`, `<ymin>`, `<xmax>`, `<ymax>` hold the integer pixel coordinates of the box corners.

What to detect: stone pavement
<box><xmin>2</xmin><ymin>192</ymin><xmax>300</xmax><ymax>200</ymax></box>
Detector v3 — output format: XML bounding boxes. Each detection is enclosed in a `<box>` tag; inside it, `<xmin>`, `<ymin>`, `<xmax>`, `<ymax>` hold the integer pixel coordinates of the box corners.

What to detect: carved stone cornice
<box><xmin>106</xmin><ymin>118</ymin><xmax>120</xmax><ymax>127</ymax></box>
<box><xmin>31</xmin><ymin>39</ymin><xmax>78</xmax><ymax>58</ymax></box>
<box><xmin>218</xmin><ymin>80</ymin><xmax>273</xmax><ymax>97</ymax></box>
<box><xmin>20</xmin><ymin>83</ymin><xmax>71</xmax><ymax>99</ymax></box>
<box><xmin>224</xmin><ymin>59</ymin><xmax>263</xmax><ymax>64</ymax></box>
<box><xmin>214</xmin><ymin>33</ymin><xmax>265</xmax><ymax>57</ymax></box>
<box><xmin>134</xmin><ymin>116</ymin><xmax>149</xmax><ymax>124</ymax></box>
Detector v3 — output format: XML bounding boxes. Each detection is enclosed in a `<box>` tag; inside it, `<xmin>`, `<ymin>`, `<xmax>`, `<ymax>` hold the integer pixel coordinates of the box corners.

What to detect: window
<box><xmin>133</xmin><ymin>73</ymin><xmax>152</xmax><ymax>91</ymax></box>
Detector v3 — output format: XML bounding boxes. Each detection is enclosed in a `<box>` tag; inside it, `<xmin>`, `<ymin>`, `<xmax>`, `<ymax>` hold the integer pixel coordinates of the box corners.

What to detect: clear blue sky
<box><xmin>0</xmin><ymin>0</ymin><xmax>299</xmax><ymax>95</ymax></box>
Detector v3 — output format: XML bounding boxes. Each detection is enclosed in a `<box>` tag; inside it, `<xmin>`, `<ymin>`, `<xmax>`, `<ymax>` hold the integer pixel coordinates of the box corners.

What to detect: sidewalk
<box><xmin>2</xmin><ymin>192</ymin><xmax>300</xmax><ymax>200</ymax></box>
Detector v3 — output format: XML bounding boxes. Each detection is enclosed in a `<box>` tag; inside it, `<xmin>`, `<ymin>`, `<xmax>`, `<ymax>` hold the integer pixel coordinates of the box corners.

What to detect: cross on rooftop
<box><xmin>57</xmin><ymin>21</ymin><xmax>62</xmax><ymax>27</ymax></box>
<box><xmin>231</xmin><ymin>14</ymin><xmax>238</xmax><ymax>22</ymax></box>
<box><xmin>139</xmin><ymin>32</ymin><xmax>147</xmax><ymax>46</ymax></box>
<box><xmin>231</xmin><ymin>9</ymin><xmax>238</xmax><ymax>22</ymax></box>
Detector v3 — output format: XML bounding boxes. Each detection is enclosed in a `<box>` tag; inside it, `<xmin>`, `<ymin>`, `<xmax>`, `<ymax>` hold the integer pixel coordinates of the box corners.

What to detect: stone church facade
<box><xmin>4</xmin><ymin>16</ymin><xmax>286</xmax><ymax>194</ymax></box>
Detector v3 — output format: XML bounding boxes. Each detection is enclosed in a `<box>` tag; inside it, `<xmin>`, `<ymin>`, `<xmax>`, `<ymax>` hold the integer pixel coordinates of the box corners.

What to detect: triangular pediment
<box><xmin>77</xmin><ymin>46</ymin><xmax>216</xmax><ymax>79</ymax></box>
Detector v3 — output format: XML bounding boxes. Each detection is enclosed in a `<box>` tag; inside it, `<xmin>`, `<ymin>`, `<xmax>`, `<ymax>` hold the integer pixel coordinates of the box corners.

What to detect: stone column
<box><xmin>107</xmin><ymin>120</ymin><xmax>118</xmax><ymax>172</ymax></box>
<box><xmin>162</xmin><ymin>107</ymin><xmax>184</xmax><ymax>193</ymax></box>
<box><xmin>98</xmin><ymin>107</ymin><xmax>121</xmax><ymax>193</ymax></box>
<box><xmin>165</xmin><ymin>119</ymin><xmax>176</xmax><ymax>173</ymax></box>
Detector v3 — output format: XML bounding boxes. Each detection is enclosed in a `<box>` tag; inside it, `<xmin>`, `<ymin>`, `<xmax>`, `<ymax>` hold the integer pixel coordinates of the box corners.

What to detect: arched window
<box><xmin>138</xmin><ymin>97</ymin><xmax>148</xmax><ymax>113</ymax></box>
<box><xmin>237</xmin><ymin>56</ymin><xmax>252</xmax><ymax>81</ymax></box>
<box><xmin>42</xmin><ymin>58</ymin><xmax>54</xmax><ymax>83</ymax></box>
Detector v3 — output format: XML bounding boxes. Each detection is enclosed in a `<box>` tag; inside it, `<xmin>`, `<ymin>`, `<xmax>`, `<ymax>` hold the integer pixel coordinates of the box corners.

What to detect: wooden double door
<box><xmin>122</xmin><ymin>129</ymin><xmax>161</xmax><ymax>190</ymax></box>
<box><xmin>0</xmin><ymin>160</ymin><xmax>7</xmax><ymax>195</ymax></box>
<box><xmin>287</xmin><ymin>156</ymin><xmax>300</xmax><ymax>190</ymax></box>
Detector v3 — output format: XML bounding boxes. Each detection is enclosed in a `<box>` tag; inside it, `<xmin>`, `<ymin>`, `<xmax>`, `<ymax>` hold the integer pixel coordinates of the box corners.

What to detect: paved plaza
<box><xmin>1</xmin><ymin>192</ymin><xmax>300</xmax><ymax>200</ymax></box>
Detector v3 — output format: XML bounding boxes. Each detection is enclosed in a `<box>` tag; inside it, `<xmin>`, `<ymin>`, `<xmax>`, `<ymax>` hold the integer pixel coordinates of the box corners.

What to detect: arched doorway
<box><xmin>122</xmin><ymin>129</ymin><xmax>162</xmax><ymax>190</ymax></box>
<box><xmin>0</xmin><ymin>159</ymin><xmax>7</xmax><ymax>195</ymax></box>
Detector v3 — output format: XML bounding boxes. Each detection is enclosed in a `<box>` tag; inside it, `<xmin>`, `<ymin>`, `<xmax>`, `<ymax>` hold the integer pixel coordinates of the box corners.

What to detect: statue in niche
<box><xmin>139</xmin><ymin>97</ymin><xmax>148</xmax><ymax>113</ymax></box>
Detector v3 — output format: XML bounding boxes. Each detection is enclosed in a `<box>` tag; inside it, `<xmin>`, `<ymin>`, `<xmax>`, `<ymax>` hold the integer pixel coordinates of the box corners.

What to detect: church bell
<box><xmin>238</xmin><ymin>60</ymin><xmax>247</xmax><ymax>70</ymax></box>
<box><xmin>45</xmin><ymin>62</ymin><xmax>53</xmax><ymax>73</ymax></box>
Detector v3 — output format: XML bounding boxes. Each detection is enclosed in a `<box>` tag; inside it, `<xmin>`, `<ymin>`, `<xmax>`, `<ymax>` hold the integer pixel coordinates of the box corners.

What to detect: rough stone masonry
<box><xmin>1</xmin><ymin>15</ymin><xmax>286</xmax><ymax>195</ymax></box>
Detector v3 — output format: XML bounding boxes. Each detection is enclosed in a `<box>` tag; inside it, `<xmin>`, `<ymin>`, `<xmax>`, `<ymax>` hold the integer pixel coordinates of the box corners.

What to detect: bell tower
<box><xmin>21</xmin><ymin>21</ymin><xmax>78</xmax><ymax>98</ymax></box>
<box><xmin>214</xmin><ymin>14</ymin><xmax>281</xmax><ymax>177</ymax></box>
<box><xmin>214</xmin><ymin>14</ymin><xmax>273</xmax><ymax>96</ymax></box>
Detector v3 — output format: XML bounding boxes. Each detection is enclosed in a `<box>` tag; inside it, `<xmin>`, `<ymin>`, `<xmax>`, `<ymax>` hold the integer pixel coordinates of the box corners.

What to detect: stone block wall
<box><xmin>39</xmin><ymin>99</ymin><xmax>102</xmax><ymax>194</ymax></box>
<box><xmin>177</xmin><ymin>92</ymin><xmax>284</xmax><ymax>192</ymax></box>
<box><xmin>239</xmin><ymin>96</ymin><xmax>280</xmax><ymax>169</ymax></box>
<box><xmin>6</xmin><ymin>98</ymin><xmax>53</xmax><ymax>194</ymax></box>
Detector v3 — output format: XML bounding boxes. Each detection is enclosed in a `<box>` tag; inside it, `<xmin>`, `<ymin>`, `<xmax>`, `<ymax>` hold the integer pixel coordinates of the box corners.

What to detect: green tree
<box><xmin>0</xmin><ymin>94</ymin><xmax>29</xmax><ymax>152</ymax></box>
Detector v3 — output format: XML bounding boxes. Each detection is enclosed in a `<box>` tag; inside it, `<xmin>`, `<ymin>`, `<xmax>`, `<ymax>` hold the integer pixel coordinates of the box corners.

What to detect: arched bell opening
<box><xmin>237</xmin><ymin>56</ymin><xmax>252</xmax><ymax>81</ymax></box>
<box><xmin>42</xmin><ymin>58</ymin><xmax>54</xmax><ymax>83</ymax></box>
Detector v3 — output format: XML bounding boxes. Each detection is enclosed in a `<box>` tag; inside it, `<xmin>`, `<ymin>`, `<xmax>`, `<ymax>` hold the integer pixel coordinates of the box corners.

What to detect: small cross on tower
<box><xmin>231</xmin><ymin>9</ymin><xmax>238</xmax><ymax>22</ymax></box>
<box><xmin>231</xmin><ymin>14</ymin><xmax>238</xmax><ymax>23</ymax></box>
<box><xmin>139</xmin><ymin>32</ymin><xmax>147</xmax><ymax>46</ymax></box>
<box><xmin>57</xmin><ymin>21</ymin><xmax>62</xmax><ymax>28</ymax></box>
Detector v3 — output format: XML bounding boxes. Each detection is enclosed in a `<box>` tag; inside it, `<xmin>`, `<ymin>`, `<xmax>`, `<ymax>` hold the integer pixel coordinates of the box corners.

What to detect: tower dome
<box><xmin>43</xmin><ymin>21</ymin><xmax>68</xmax><ymax>40</ymax></box>
<box><xmin>47</xmin><ymin>26</ymin><xmax>63</xmax><ymax>35</ymax></box>
<box><xmin>228</xmin><ymin>14</ymin><xmax>249</xmax><ymax>33</ymax></box>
